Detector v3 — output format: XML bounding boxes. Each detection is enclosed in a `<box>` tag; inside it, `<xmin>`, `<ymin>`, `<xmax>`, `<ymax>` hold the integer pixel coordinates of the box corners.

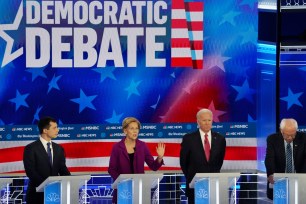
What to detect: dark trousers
<box><xmin>26</xmin><ymin>191</ymin><xmax>44</xmax><ymax>204</ymax></box>
<box><xmin>186</xmin><ymin>188</ymin><xmax>195</xmax><ymax>204</ymax></box>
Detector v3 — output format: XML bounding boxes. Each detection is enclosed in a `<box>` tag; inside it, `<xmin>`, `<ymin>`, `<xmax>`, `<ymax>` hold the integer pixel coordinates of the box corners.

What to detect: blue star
<box><xmin>280</xmin><ymin>88</ymin><xmax>303</xmax><ymax>110</ymax></box>
<box><xmin>9</xmin><ymin>90</ymin><xmax>30</xmax><ymax>111</ymax></box>
<box><xmin>70</xmin><ymin>89</ymin><xmax>97</xmax><ymax>113</ymax></box>
<box><xmin>240</xmin><ymin>27</ymin><xmax>257</xmax><ymax>45</ymax></box>
<box><xmin>125</xmin><ymin>80</ymin><xmax>142</xmax><ymax>99</ymax></box>
<box><xmin>105</xmin><ymin>110</ymin><xmax>124</xmax><ymax>123</ymax></box>
<box><xmin>232</xmin><ymin>80</ymin><xmax>256</xmax><ymax>103</ymax></box>
<box><xmin>93</xmin><ymin>67</ymin><xmax>117</xmax><ymax>83</ymax></box>
<box><xmin>171</xmin><ymin>72</ymin><xmax>176</xmax><ymax>78</ymax></box>
<box><xmin>219</xmin><ymin>11</ymin><xmax>241</xmax><ymax>26</ymax></box>
<box><xmin>58</xmin><ymin>119</ymin><xmax>64</xmax><ymax>125</ymax></box>
<box><xmin>48</xmin><ymin>75</ymin><xmax>62</xmax><ymax>93</ymax></box>
<box><xmin>0</xmin><ymin>2</ymin><xmax>23</xmax><ymax>67</ymax></box>
<box><xmin>151</xmin><ymin>95</ymin><xmax>161</xmax><ymax>109</ymax></box>
<box><xmin>32</xmin><ymin>106</ymin><xmax>43</xmax><ymax>124</ymax></box>
<box><xmin>26</xmin><ymin>67</ymin><xmax>47</xmax><ymax>81</ymax></box>
<box><xmin>248</xmin><ymin>114</ymin><xmax>256</xmax><ymax>122</ymax></box>
<box><xmin>299</xmin><ymin>66</ymin><xmax>306</xmax><ymax>72</ymax></box>
<box><xmin>0</xmin><ymin>118</ymin><xmax>5</xmax><ymax>125</ymax></box>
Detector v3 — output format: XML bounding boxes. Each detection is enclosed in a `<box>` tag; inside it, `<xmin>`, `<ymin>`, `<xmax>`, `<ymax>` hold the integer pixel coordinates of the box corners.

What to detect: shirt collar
<box><xmin>40</xmin><ymin>136</ymin><xmax>51</xmax><ymax>146</ymax></box>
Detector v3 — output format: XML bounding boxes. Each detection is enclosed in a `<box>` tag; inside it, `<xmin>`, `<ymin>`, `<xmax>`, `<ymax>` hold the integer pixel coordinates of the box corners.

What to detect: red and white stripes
<box><xmin>171</xmin><ymin>0</ymin><xmax>204</xmax><ymax>69</ymax></box>
<box><xmin>0</xmin><ymin>138</ymin><xmax>257</xmax><ymax>173</ymax></box>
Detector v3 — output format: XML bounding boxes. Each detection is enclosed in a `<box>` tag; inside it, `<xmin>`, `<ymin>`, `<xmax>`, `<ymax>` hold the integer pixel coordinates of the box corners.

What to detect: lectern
<box><xmin>274</xmin><ymin>173</ymin><xmax>306</xmax><ymax>203</ymax></box>
<box><xmin>112</xmin><ymin>173</ymin><xmax>164</xmax><ymax>204</ymax></box>
<box><xmin>189</xmin><ymin>172</ymin><xmax>240</xmax><ymax>204</ymax></box>
<box><xmin>0</xmin><ymin>178</ymin><xmax>12</xmax><ymax>189</ymax></box>
<box><xmin>0</xmin><ymin>178</ymin><xmax>12</xmax><ymax>204</ymax></box>
<box><xmin>36</xmin><ymin>175</ymin><xmax>90</xmax><ymax>204</ymax></box>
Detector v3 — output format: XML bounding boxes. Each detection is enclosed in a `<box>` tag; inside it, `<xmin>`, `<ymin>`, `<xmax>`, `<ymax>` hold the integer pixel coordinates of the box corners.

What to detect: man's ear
<box><xmin>43</xmin><ymin>128</ymin><xmax>48</xmax><ymax>134</ymax></box>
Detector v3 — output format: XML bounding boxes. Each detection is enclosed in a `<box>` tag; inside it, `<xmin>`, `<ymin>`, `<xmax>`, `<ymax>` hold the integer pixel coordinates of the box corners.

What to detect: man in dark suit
<box><xmin>180</xmin><ymin>108</ymin><xmax>226</xmax><ymax>204</ymax></box>
<box><xmin>265</xmin><ymin>118</ymin><xmax>306</xmax><ymax>200</ymax></box>
<box><xmin>23</xmin><ymin>116</ymin><xmax>71</xmax><ymax>204</ymax></box>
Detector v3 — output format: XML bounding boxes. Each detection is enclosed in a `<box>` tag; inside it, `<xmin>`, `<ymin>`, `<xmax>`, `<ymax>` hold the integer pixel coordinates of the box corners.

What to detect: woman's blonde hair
<box><xmin>122</xmin><ymin>117</ymin><xmax>141</xmax><ymax>130</ymax></box>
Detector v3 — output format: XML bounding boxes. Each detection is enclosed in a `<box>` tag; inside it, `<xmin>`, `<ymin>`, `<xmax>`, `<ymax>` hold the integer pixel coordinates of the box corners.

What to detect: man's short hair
<box><xmin>196</xmin><ymin>108</ymin><xmax>213</xmax><ymax>120</ymax></box>
<box><xmin>38</xmin><ymin>116</ymin><xmax>57</xmax><ymax>134</ymax></box>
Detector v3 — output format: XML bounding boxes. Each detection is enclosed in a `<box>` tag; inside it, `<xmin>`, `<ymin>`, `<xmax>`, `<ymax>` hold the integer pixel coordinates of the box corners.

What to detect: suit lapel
<box><xmin>278</xmin><ymin>134</ymin><xmax>286</xmax><ymax>167</ymax></box>
<box><xmin>119</xmin><ymin>139</ymin><xmax>129</xmax><ymax>160</ymax></box>
<box><xmin>37</xmin><ymin>140</ymin><xmax>50</xmax><ymax>163</ymax></box>
<box><xmin>210</xmin><ymin>132</ymin><xmax>216</xmax><ymax>160</ymax></box>
<box><xmin>292</xmin><ymin>133</ymin><xmax>301</xmax><ymax>164</ymax></box>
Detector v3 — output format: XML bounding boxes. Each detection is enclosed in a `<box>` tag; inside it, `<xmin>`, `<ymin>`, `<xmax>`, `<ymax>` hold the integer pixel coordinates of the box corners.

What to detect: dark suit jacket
<box><xmin>23</xmin><ymin>139</ymin><xmax>71</xmax><ymax>204</ymax></box>
<box><xmin>180</xmin><ymin>130</ymin><xmax>226</xmax><ymax>196</ymax></box>
<box><xmin>264</xmin><ymin>131</ymin><xmax>306</xmax><ymax>199</ymax></box>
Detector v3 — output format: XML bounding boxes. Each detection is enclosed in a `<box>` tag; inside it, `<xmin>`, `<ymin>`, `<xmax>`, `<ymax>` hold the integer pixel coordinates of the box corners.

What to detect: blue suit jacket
<box><xmin>23</xmin><ymin>139</ymin><xmax>70</xmax><ymax>203</ymax></box>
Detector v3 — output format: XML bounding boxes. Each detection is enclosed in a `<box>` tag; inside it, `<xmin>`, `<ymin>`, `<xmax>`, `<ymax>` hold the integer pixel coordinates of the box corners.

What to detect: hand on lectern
<box><xmin>267</xmin><ymin>174</ymin><xmax>274</xmax><ymax>184</ymax></box>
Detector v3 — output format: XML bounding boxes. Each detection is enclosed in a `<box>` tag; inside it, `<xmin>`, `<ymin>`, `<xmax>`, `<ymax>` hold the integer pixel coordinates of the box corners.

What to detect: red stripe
<box><xmin>185</xmin><ymin>2</ymin><xmax>204</xmax><ymax>12</ymax></box>
<box><xmin>68</xmin><ymin>167</ymin><xmax>108</xmax><ymax>172</ymax></box>
<box><xmin>172</xmin><ymin>0</ymin><xmax>185</xmax><ymax>9</ymax></box>
<box><xmin>172</xmin><ymin>19</ymin><xmax>188</xmax><ymax>29</ymax></box>
<box><xmin>0</xmin><ymin>146</ymin><xmax>25</xmax><ymax>163</ymax></box>
<box><xmin>171</xmin><ymin>58</ymin><xmax>193</xmax><ymax>67</ymax></box>
<box><xmin>172</xmin><ymin>40</ymin><xmax>203</xmax><ymax>50</ymax></box>
<box><xmin>192</xmin><ymin>60</ymin><xmax>203</xmax><ymax>69</ymax></box>
<box><xmin>61</xmin><ymin>142</ymin><xmax>115</xmax><ymax>158</ymax></box>
<box><xmin>190</xmin><ymin>41</ymin><xmax>203</xmax><ymax>50</ymax></box>
<box><xmin>224</xmin><ymin>147</ymin><xmax>257</xmax><ymax>160</ymax></box>
<box><xmin>187</xmin><ymin>22</ymin><xmax>203</xmax><ymax>31</ymax></box>
<box><xmin>172</xmin><ymin>38</ymin><xmax>190</xmax><ymax>48</ymax></box>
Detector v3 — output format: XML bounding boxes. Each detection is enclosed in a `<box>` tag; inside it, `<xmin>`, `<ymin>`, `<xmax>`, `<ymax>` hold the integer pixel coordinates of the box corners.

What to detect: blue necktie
<box><xmin>286</xmin><ymin>143</ymin><xmax>293</xmax><ymax>173</ymax></box>
<box><xmin>47</xmin><ymin>142</ymin><xmax>52</xmax><ymax>165</ymax></box>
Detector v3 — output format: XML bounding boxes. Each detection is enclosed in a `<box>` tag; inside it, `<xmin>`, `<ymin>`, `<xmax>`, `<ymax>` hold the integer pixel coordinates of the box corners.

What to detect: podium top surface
<box><xmin>274</xmin><ymin>173</ymin><xmax>306</xmax><ymax>179</ymax></box>
<box><xmin>36</xmin><ymin>175</ymin><xmax>91</xmax><ymax>192</ymax></box>
<box><xmin>112</xmin><ymin>173</ymin><xmax>164</xmax><ymax>189</ymax></box>
<box><xmin>190</xmin><ymin>172</ymin><xmax>241</xmax><ymax>188</ymax></box>
<box><xmin>0</xmin><ymin>178</ymin><xmax>13</xmax><ymax>188</ymax></box>
<box><xmin>0</xmin><ymin>178</ymin><xmax>13</xmax><ymax>183</ymax></box>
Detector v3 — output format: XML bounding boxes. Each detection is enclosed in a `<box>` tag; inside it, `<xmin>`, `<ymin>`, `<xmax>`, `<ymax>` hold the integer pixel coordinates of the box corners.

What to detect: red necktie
<box><xmin>204</xmin><ymin>134</ymin><xmax>210</xmax><ymax>161</ymax></box>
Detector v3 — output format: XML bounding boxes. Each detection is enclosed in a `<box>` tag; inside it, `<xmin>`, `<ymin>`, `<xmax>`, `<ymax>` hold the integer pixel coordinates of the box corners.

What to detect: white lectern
<box><xmin>112</xmin><ymin>173</ymin><xmax>163</xmax><ymax>204</ymax></box>
<box><xmin>274</xmin><ymin>173</ymin><xmax>306</xmax><ymax>203</ymax></box>
<box><xmin>36</xmin><ymin>175</ymin><xmax>90</xmax><ymax>204</ymax></box>
<box><xmin>0</xmin><ymin>178</ymin><xmax>12</xmax><ymax>204</ymax></box>
<box><xmin>190</xmin><ymin>173</ymin><xmax>240</xmax><ymax>204</ymax></box>
<box><xmin>0</xmin><ymin>178</ymin><xmax>12</xmax><ymax>189</ymax></box>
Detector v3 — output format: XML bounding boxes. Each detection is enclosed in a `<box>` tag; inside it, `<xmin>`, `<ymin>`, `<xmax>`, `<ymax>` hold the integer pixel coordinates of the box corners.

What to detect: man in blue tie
<box><xmin>265</xmin><ymin>118</ymin><xmax>306</xmax><ymax>200</ymax></box>
<box><xmin>23</xmin><ymin>116</ymin><xmax>71</xmax><ymax>204</ymax></box>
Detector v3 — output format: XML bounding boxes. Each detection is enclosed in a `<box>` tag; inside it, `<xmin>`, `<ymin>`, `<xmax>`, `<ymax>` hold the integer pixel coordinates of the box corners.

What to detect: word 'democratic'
<box><xmin>0</xmin><ymin>0</ymin><xmax>204</xmax><ymax>69</ymax></box>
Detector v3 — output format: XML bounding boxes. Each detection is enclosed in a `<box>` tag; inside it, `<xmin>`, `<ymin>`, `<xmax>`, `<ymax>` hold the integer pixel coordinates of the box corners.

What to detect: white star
<box><xmin>0</xmin><ymin>1</ymin><xmax>23</xmax><ymax>68</ymax></box>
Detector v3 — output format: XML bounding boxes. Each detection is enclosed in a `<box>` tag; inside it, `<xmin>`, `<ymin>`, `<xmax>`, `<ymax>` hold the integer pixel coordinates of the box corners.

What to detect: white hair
<box><xmin>279</xmin><ymin>118</ymin><xmax>298</xmax><ymax>130</ymax></box>
<box><xmin>196</xmin><ymin>108</ymin><xmax>213</xmax><ymax>119</ymax></box>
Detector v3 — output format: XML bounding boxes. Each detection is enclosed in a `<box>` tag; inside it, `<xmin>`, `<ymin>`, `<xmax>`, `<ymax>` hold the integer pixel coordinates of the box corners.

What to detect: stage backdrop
<box><xmin>0</xmin><ymin>0</ymin><xmax>258</xmax><ymax>173</ymax></box>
